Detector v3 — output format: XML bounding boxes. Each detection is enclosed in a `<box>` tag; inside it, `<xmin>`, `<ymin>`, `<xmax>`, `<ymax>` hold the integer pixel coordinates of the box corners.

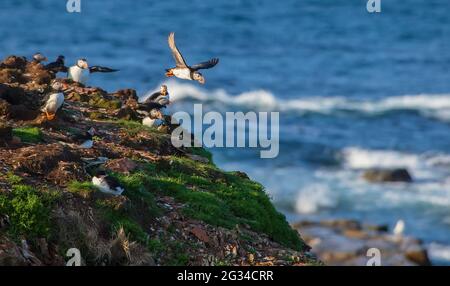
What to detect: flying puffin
<box><xmin>70</xmin><ymin>127</ymin><xmax>96</xmax><ymax>149</ymax></box>
<box><xmin>144</xmin><ymin>85</ymin><xmax>170</xmax><ymax>106</ymax></box>
<box><xmin>32</xmin><ymin>52</ymin><xmax>48</xmax><ymax>64</ymax></box>
<box><xmin>166</xmin><ymin>32</ymin><xmax>219</xmax><ymax>84</ymax></box>
<box><xmin>92</xmin><ymin>170</ymin><xmax>125</xmax><ymax>196</ymax></box>
<box><xmin>45</xmin><ymin>55</ymin><xmax>68</xmax><ymax>74</ymax></box>
<box><xmin>67</xmin><ymin>58</ymin><xmax>119</xmax><ymax>85</ymax></box>
<box><xmin>41</xmin><ymin>81</ymin><xmax>65</xmax><ymax>121</ymax></box>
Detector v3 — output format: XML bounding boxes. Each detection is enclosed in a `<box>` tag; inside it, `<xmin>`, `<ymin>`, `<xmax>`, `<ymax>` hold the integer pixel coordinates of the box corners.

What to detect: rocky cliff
<box><xmin>0</xmin><ymin>55</ymin><xmax>316</xmax><ymax>266</ymax></box>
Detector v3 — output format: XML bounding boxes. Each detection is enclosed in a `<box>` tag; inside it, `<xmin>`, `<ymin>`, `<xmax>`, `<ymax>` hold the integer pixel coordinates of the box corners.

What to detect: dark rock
<box><xmin>111</xmin><ymin>89</ymin><xmax>138</xmax><ymax>102</ymax></box>
<box><xmin>0</xmin><ymin>99</ymin><xmax>11</xmax><ymax>117</ymax></box>
<box><xmin>0</xmin><ymin>123</ymin><xmax>12</xmax><ymax>142</ymax></box>
<box><xmin>362</xmin><ymin>168</ymin><xmax>413</xmax><ymax>183</ymax></box>
<box><xmin>8</xmin><ymin>104</ymin><xmax>40</xmax><ymax>121</ymax></box>
<box><xmin>105</xmin><ymin>158</ymin><xmax>138</xmax><ymax>175</ymax></box>
<box><xmin>13</xmin><ymin>143</ymin><xmax>80</xmax><ymax>175</ymax></box>
<box><xmin>46</xmin><ymin>161</ymin><xmax>88</xmax><ymax>187</ymax></box>
<box><xmin>1</xmin><ymin>56</ymin><xmax>27</xmax><ymax>70</ymax></box>
<box><xmin>116</xmin><ymin>106</ymin><xmax>139</xmax><ymax>120</ymax></box>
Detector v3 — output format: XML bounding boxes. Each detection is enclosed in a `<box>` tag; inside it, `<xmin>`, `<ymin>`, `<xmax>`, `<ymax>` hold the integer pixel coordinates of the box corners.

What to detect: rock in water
<box><xmin>362</xmin><ymin>168</ymin><xmax>413</xmax><ymax>183</ymax></box>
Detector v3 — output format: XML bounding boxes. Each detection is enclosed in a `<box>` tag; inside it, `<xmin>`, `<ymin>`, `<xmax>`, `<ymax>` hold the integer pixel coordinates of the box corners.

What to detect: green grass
<box><xmin>0</xmin><ymin>183</ymin><xmax>57</xmax><ymax>239</ymax></box>
<box><xmin>115</xmin><ymin>119</ymin><xmax>161</xmax><ymax>136</ymax></box>
<box><xmin>12</xmin><ymin>127</ymin><xmax>42</xmax><ymax>143</ymax></box>
<box><xmin>68</xmin><ymin>181</ymin><xmax>97</xmax><ymax>199</ymax></box>
<box><xmin>120</xmin><ymin>157</ymin><xmax>306</xmax><ymax>251</ymax></box>
<box><xmin>92</xmin><ymin>168</ymin><xmax>161</xmax><ymax>243</ymax></box>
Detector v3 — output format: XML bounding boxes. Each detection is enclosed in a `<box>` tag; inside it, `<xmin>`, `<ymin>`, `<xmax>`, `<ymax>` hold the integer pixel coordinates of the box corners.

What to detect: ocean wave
<box><xmin>428</xmin><ymin>243</ymin><xmax>450</xmax><ymax>263</ymax></box>
<box><xmin>341</xmin><ymin>147</ymin><xmax>450</xmax><ymax>170</ymax></box>
<box><xmin>144</xmin><ymin>80</ymin><xmax>450</xmax><ymax>122</ymax></box>
<box><xmin>294</xmin><ymin>184</ymin><xmax>338</xmax><ymax>214</ymax></box>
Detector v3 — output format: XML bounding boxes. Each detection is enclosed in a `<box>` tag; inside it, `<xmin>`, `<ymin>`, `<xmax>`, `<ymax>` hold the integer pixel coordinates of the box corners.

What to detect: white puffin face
<box><xmin>77</xmin><ymin>59</ymin><xmax>89</xmax><ymax>69</ymax></box>
<box><xmin>193</xmin><ymin>72</ymin><xmax>205</xmax><ymax>84</ymax></box>
<box><xmin>51</xmin><ymin>81</ymin><xmax>64</xmax><ymax>91</ymax></box>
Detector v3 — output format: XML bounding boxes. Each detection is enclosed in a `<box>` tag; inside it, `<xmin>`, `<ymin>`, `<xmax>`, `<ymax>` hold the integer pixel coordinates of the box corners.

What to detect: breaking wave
<box><xmin>144</xmin><ymin>80</ymin><xmax>450</xmax><ymax>123</ymax></box>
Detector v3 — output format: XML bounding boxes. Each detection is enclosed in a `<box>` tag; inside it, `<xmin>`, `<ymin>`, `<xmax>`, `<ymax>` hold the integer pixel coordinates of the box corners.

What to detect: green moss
<box><xmin>132</xmin><ymin>156</ymin><xmax>306</xmax><ymax>251</ymax></box>
<box><xmin>115</xmin><ymin>119</ymin><xmax>160</xmax><ymax>136</ymax></box>
<box><xmin>95</xmin><ymin>199</ymin><xmax>148</xmax><ymax>243</ymax></box>
<box><xmin>88</xmin><ymin>93</ymin><xmax>122</xmax><ymax>109</ymax></box>
<box><xmin>93</xmin><ymin>169</ymin><xmax>161</xmax><ymax>243</ymax></box>
<box><xmin>188</xmin><ymin>147</ymin><xmax>214</xmax><ymax>164</ymax></box>
<box><xmin>12</xmin><ymin>127</ymin><xmax>42</xmax><ymax>143</ymax></box>
<box><xmin>5</xmin><ymin>172</ymin><xmax>23</xmax><ymax>185</ymax></box>
<box><xmin>0</xmin><ymin>184</ymin><xmax>56</xmax><ymax>239</ymax></box>
<box><xmin>68</xmin><ymin>181</ymin><xmax>96</xmax><ymax>199</ymax></box>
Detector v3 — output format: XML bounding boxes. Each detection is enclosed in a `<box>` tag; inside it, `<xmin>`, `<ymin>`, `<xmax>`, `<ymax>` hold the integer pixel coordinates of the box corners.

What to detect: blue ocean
<box><xmin>1</xmin><ymin>0</ymin><xmax>449</xmax><ymax>264</ymax></box>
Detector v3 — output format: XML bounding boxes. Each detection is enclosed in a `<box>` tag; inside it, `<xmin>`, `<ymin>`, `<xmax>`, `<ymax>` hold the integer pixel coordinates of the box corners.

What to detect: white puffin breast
<box><xmin>173</xmin><ymin>68</ymin><xmax>192</xmax><ymax>80</ymax></box>
<box><xmin>68</xmin><ymin>66</ymin><xmax>89</xmax><ymax>84</ymax></box>
<box><xmin>142</xmin><ymin>117</ymin><xmax>158</xmax><ymax>128</ymax></box>
<box><xmin>43</xmin><ymin>93</ymin><xmax>64</xmax><ymax>113</ymax></box>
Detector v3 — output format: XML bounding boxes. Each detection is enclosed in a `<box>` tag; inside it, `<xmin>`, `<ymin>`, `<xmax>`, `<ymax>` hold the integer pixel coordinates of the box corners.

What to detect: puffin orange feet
<box><xmin>165</xmin><ymin>70</ymin><xmax>174</xmax><ymax>77</ymax></box>
<box><xmin>45</xmin><ymin>111</ymin><xmax>56</xmax><ymax>121</ymax></box>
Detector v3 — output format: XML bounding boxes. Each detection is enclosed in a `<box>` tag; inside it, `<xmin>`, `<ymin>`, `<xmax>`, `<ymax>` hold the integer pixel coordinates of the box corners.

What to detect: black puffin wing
<box><xmin>191</xmin><ymin>58</ymin><xmax>219</xmax><ymax>71</ymax></box>
<box><xmin>141</xmin><ymin>102</ymin><xmax>165</xmax><ymax>110</ymax></box>
<box><xmin>145</xmin><ymin>92</ymin><xmax>162</xmax><ymax>102</ymax></box>
<box><xmin>104</xmin><ymin>176</ymin><xmax>123</xmax><ymax>190</ymax></box>
<box><xmin>168</xmin><ymin>32</ymin><xmax>188</xmax><ymax>68</ymax></box>
<box><xmin>59</xmin><ymin>65</ymin><xmax>69</xmax><ymax>73</ymax></box>
<box><xmin>89</xmin><ymin>66</ymin><xmax>119</xmax><ymax>73</ymax></box>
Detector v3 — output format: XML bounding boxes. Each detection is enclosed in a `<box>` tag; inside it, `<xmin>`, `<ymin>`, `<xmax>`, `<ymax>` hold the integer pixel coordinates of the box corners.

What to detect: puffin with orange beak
<box><xmin>165</xmin><ymin>32</ymin><xmax>219</xmax><ymax>85</ymax></box>
<box><xmin>41</xmin><ymin>80</ymin><xmax>65</xmax><ymax>121</ymax></box>
<box><xmin>67</xmin><ymin>58</ymin><xmax>119</xmax><ymax>85</ymax></box>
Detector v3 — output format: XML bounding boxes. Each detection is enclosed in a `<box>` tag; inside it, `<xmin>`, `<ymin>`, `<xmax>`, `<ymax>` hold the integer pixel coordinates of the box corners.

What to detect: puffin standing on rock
<box><xmin>92</xmin><ymin>170</ymin><xmax>125</xmax><ymax>196</ymax></box>
<box><xmin>166</xmin><ymin>32</ymin><xmax>219</xmax><ymax>84</ymax></box>
<box><xmin>70</xmin><ymin>127</ymin><xmax>96</xmax><ymax>149</ymax></box>
<box><xmin>137</xmin><ymin>102</ymin><xmax>165</xmax><ymax>128</ymax></box>
<box><xmin>144</xmin><ymin>85</ymin><xmax>170</xmax><ymax>106</ymax></box>
<box><xmin>45</xmin><ymin>55</ymin><xmax>67</xmax><ymax>74</ymax></box>
<box><xmin>41</xmin><ymin>81</ymin><xmax>65</xmax><ymax>121</ymax></box>
<box><xmin>68</xmin><ymin>59</ymin><xmax>119</xmax><ymax>85</ymax></box>
<box><xmin>32</xmin><ymin>52</ymin><xmax>48</xmax><ymax>64</ymax></box>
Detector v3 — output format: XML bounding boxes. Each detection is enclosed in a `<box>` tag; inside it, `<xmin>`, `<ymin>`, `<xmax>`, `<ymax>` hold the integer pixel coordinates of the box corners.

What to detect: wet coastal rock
<box><xmin>362</xmin><ymin>168</ymin><xmax>413</xmax><ymax>183</ymax></box>
<box><xmin>292</xmin><ymin>219</ymin><xmax>430</xmax><ymax>266</ymax></box>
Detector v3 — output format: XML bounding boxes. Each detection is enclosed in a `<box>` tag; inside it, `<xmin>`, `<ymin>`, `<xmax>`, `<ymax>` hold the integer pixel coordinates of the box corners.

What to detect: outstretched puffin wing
<box><xmin>139</xmin><ymin>102</ymin><xmax>165</xmax><ymax>111</ymax></box>
<box><xmin>145</xmin><ymin>92</ymin><xmax>162</xmax><ymax>103</ymax></box>
<box><xmin>168</xmin><ymin>32</ymin><xmax>188</xmax><ymax>68</ymax></box>
<box><xmin>89</xmin><ymin>66</ymin><xmax>119</xmax><ymax>73</ymax></box>
<box><xmin>191</xmin><ymin>58</ymin><xmax>219</xmax><ymax>71</ymax></box>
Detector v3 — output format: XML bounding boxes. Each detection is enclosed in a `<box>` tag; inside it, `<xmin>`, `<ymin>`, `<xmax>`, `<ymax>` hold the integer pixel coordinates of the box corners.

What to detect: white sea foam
<box><xmin>295</xmin><ymin>184</ymin><xmax>338</xmax><ymax>214</ymax></box>
<box><xmin>144</xmin><ymin>80</ymin><xmax>450</xmax><ymax>122</ymax></box>
<box><xmin>342</xmin><ymin>147</ymin><xmax>420</xmax><ymax>170</ymax></box>
<box><xmin>428</xmin><ymin>243</ymin><xmax>450</xmax><ymax>263</ymax></box>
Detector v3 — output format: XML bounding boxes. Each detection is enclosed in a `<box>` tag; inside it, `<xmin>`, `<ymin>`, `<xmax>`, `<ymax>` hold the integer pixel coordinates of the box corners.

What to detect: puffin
<box><xmin>92</xmin><ymin>170</ymin><xmax>125</xmax><ymax>196</ymax></box>
<box><xmin>45</xmin><ymin>55</ymin><xmax>68</xmax><ymax>74</ymax></box>
<box><xmin>136</xmin><ymin>102</ymin><xmax>165</xmax><ymax>128</ymax></box>
<box><xmin>41</xmin><ymin>81</ymin><xmax>65</xmax><ymax>121</ymax></box>
<box><xmin>166</xmin><ymin>32</ymin><xmax>219</xmax><ymax>84</ymax></box>
<box><xmin>32</xmin><ymin>52</ymin><xmax>48</xmax><ymax>64</ymax></box>
<box><xmin>70</xmin><ymin>127</ymin><xmax>96</xmax><ymax>149</ymax></box>
<box><xmin>144</xmin><ymin>85</ymin><xmax>170</xmax><ymax>106</ymax></box>
<box><xmin>67</xmin><ymin>58</ymin><xmax>119</xmax><ymax>85</ymax></box>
